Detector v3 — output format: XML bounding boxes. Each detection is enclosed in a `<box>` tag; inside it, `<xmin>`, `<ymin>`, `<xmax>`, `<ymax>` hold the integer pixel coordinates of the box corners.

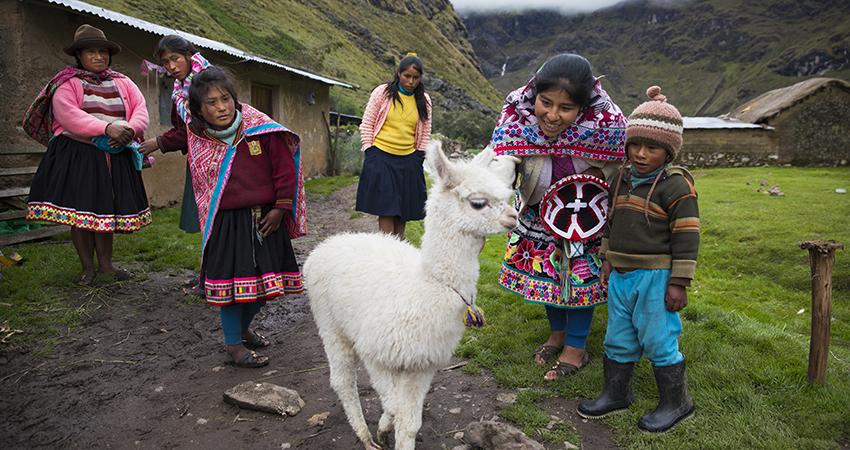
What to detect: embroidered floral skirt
<box><xmin>498</xmin><ymin>204</ymin><xmax>606</xmax><ymax>309</ymax></box>
<box><xmin>26</xmin><ymin>135</ymin><xmax>151</xmax><ymax>233</ymax></box>
<box><xmin>202</xmin><ymin>205</ymin><xmax>303</xmax><ymax>306</ymax></box>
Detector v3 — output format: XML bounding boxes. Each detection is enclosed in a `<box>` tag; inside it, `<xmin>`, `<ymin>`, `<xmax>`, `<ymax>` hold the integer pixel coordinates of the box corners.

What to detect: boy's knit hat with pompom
<box><xmin>626</xmin><ymin>86</ymin><xmax>683</xmax><ymax>159</ymax></box>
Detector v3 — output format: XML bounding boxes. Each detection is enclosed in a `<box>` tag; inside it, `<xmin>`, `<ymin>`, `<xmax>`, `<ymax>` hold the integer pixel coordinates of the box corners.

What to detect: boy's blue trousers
<box><xmin>604</xmin><ymin>269</ymin><xmax>684</xmax><ymax>367</ymax></box>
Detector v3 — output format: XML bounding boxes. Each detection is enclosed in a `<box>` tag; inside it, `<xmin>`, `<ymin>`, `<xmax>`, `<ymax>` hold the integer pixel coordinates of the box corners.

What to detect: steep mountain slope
<box><xmin>464</xmin><ymin>0</ymin><xmax>850</xmax><ymax>115</ymax></box>
<box><xmin>86</xmin><ymin>0</ymin><xmax>503</xmax><ymax>114</ymax></box>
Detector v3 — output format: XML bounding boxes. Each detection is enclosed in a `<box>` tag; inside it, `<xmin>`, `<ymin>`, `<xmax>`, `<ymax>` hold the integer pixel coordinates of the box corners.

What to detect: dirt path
<box><xmin>0</xmin><ymin>184</ymin><xmax>616</xmax><ymax>449</ymax></box>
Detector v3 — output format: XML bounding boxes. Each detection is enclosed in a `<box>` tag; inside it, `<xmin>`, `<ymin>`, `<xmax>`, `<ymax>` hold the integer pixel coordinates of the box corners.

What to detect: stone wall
<box><xmin>679</xmin><ymin>128</ymin><xmax>778</xmax><ymax>167</ymax></box>
<box><xmin>766</xmin><ymin>87</ymin><xmax>850</xmax><ymax>166</ymax></box>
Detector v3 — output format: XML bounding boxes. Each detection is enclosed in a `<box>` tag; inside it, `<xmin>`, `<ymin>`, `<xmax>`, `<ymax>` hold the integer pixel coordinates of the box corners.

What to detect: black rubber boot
<box><xmin>638</xmin><ymin>359</ymin><xmax>695</xmax><ymax>433</ymax></box>
<box><xmin>577</xmin><ymin>356</ymin><xmax>635</xmax><ymax>419</ymax></box>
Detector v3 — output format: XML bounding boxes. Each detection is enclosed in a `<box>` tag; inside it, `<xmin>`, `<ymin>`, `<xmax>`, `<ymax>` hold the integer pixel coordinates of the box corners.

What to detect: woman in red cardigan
<box><xmin>355</xmin><ymin>53</ymin><xmax>432</xmax><ymax>238</ymax></box>
<box><xmin>186</xmin><ymin>66</ymin><xmax>306</xmax><ymax>368</ymax></box>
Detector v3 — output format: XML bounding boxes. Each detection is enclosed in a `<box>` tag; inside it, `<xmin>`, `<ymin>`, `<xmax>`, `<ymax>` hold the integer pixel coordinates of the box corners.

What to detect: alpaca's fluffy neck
<box><xmin>419</xmin><ymin>202</ymin><xmax>482</xmax><ymax>301</ymax></box>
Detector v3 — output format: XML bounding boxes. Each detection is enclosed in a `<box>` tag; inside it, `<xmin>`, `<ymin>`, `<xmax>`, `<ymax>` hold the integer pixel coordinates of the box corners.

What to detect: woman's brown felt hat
<box><xmin>63</xmin><ymin>24</ymin><xmax>121</xmax><ymax>56</ymax></box>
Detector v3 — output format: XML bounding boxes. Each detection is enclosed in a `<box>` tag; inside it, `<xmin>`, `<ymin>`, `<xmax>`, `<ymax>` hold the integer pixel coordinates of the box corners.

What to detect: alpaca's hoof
<box><xmin>365</xmin><ymin>440</ymin><xmax>383</xmax><ymax>450</ymax></box>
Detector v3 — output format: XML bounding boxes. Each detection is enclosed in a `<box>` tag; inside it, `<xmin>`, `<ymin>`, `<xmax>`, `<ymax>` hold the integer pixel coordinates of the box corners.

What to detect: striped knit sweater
<box><xmin>600</xmin><ymin>166</ymin><xmax>700</xmax><ymax>282</ymax></box>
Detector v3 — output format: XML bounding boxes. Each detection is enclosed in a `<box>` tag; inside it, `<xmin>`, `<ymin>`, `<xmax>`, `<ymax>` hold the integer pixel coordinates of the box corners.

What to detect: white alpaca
<box><xmin>303</xmin><ymin>141</ymin><xmax>518</xmax><ymax>450</ymax></box>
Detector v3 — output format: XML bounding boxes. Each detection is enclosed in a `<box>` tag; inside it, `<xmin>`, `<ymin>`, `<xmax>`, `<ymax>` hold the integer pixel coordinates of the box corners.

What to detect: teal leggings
<box><xmin>220</xmin><ymin>301</ymin><xmax>265</xmax><ymax>345</ymax></box>
<box><xmin>604</xmin><ymin>269</ymin><xmax>684</xmax><ymax>367</ymax></box>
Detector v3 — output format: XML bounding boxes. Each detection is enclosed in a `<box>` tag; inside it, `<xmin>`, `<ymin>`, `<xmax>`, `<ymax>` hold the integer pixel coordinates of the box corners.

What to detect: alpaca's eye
<box><xmin>470</xmin><ymin>198</ymin><xmax>489</xmax><ymax>210</ymax></box>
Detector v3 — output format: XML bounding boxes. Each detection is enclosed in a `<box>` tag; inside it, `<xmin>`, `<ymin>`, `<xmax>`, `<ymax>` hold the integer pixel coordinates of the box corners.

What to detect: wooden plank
<box><xmin>0</xmin><ymin>210</ymin><xmax>27</xmax><ymax>221</ymax></box>
<box><xmin>0</xmin><ymin>187</ymin><xmax>29</xmax><ymax>198</ymax></box>
<box><xmin>0</xmin><ymin>144</ymin><xmax>45</xmax><ymax>155</ymax></box>
<box><xmin>0</xmin><ymin>225</ymin><xmax>68</xmax><ymax>247</ymax></box>
<box><xmin>0</xmin><ymin>166</ymin><xmax>38</xmax><ymax>176</ymax></box>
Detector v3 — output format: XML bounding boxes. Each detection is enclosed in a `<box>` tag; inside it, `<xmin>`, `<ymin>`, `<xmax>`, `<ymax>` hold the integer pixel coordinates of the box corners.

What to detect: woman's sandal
<box><xmin>545</xmin><ymin>352</ymin><xmax>590</xmax><ymax>380</ymax></box>
<box><xmin>78</xmin><ymin>271</ymin><xmax>97</xmax><ymax>286</ymax></box>
<box><xmin>242</xmin><ymin>330</ymin><xmax>271</xmax><ymax>350</ymax></box>
<box><xmin>234</xmin><ymin>351</ymin><xmax>269</xmax><ymax>368</ymax></box>
<box><xmin>533</xmin><ymin>344</ymin><xmax>564</xmax><ymax>365</ymax></box>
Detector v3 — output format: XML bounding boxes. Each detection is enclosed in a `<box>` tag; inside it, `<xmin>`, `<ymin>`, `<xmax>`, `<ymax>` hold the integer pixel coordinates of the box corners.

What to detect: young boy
<box><xmin>577</xmin><ymin>86</ymin><xmax>699</xmax><ymax>433</ymax></box>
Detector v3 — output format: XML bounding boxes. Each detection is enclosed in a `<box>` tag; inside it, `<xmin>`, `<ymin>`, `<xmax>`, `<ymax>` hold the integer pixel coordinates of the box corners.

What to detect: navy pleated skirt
<box><xmin>355</xmin><ymin>146</ymin><xmax>426</xmax><ymax>222</ymax></box>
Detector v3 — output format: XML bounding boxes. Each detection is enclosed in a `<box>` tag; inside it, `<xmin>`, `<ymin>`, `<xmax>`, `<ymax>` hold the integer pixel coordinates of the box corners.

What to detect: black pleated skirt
<box><xmin>26</xmin><ymin>135</ymin><xmax>151</xmax><ymax>233</ymax></box>
<box><xmin>178</xmin><ymin>164</ymin><xmax>200</xmax><ymax>233</ymax></box>
<box><xmin>202</xmin><ymin>205</ymin><xmax>303</xmax><ymax>306</ymax></box>
<box><xmin>355</xmin><ymin>146</ymin><xmax>427</xmax><ymax>222</ymax></box>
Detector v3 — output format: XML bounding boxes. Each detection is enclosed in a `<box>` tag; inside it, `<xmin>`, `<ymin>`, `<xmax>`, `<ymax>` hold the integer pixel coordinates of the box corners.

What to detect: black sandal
<box><xmin>234</xmin><ymin>351</ymin><xmax>269</xmax><ymax>368</ymax></box>
<box><xmin>242</xmin><ymin>330</ymin><xmax>271</xmax><ymax>350</ymax></box>
<box><xmin>545</xmin><ymin>352</ymin><xmax>590</xmax><ymax>380</ymax></box>
<box><xmin>533</xmin><ymin>344</ymin><xmax>564</xmax><ymax>365</ymax></box>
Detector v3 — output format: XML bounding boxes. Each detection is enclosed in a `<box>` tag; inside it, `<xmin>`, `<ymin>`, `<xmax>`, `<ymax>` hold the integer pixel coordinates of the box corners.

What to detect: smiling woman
<box><xmin>489</xmin><ymin>53</ymin><xmax>628</xmax><ymax>381</ymax></box>
<box><xmin>22</xmin><ymin>24</ymin><xmax>151</xmax><ymax>286</ymax></box>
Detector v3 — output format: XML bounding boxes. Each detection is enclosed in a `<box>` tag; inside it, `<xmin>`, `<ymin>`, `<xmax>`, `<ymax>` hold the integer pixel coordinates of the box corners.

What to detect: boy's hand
<box><xmin>665</xmin><ymin>284</ymin><xmax>688</xmax><ymax>311</ymax></box>
<box><xmin>259</xmin><ymin>208</ymin><xmax>285</xmax><ymax>237</ymax></box>
<box><xmin>600</xmin><ymin>260</ymin><xmax>612</xmax><ymax>289</ymax></box>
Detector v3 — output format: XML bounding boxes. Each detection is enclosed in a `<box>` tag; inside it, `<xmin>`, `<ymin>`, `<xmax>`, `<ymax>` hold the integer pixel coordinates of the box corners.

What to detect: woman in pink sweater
<box><xmin>355</xmin><ymin>53</ymin><xmax>432</xmax><ymax>238</ymax></box>
<box><xmin>23</xmin><ymin>25</ymin><xmax>151</xmax><ymax>286</ymax></box>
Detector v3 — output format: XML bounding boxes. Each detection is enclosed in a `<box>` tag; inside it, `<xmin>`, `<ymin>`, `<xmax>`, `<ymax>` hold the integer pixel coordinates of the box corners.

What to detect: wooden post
<box><xmin>800</xmin><ymin>240</ymin><xmax>844</xmax><ymax>384</ymax></box>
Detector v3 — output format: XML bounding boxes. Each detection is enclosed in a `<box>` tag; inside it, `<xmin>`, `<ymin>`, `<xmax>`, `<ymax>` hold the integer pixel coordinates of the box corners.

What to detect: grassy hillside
<box><xmin>86</xmin><ymin>0</ymin><xmax>504</xmax><ymax>114</ymax></box>
<box><xmin>464</xmin><ymin>0</ymin><xmax>850</xmax><ymax>116</ymax></box>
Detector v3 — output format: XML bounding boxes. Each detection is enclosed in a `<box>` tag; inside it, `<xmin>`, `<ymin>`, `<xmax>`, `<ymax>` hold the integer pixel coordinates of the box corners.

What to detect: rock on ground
<box><xmin>223</xmin><ymin>382</ymin><xmax>305</xmax><ymax>416</ymax></box>
<box><xmin>464</xmin><ymin>420</ymin><xmax>545</xmax><ymax>450</ymax></box>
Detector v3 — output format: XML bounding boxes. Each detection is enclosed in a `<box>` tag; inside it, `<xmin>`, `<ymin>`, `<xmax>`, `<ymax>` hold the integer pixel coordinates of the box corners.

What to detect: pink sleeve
<box><xmin>51</xmin><ymin>79</ymin><xmax>110</xmax><ymax>138</ymax></box>
<box><xmin>359</xmin><ymin>86</ymin><xmax>383</xmax><ymax>151</ymax></box>
<box><xmin>120</xmin><ymin>78</ymin><xmax>149</xmax><ymax>138</ymax></box>
<box><xmin>415</xmin><ymin>93</ymin><xmax>432</xmax><ymax>151</ymax></box>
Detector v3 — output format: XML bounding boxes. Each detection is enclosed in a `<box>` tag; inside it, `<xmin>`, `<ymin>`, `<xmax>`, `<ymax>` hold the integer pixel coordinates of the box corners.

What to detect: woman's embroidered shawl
<box><xmin>490</xmin><ymin>77</ymin><xmax>627</xmax><ymax>161</ymax></box>
<box><xmin>171</xmin><ymin>53</ymin><xmax>210</xmax><ymax>123</ymax></box>
<box><xmin>22</xmin><ymin>67</ymin><xmax>126</xmax><ymax>146</ymax></box>
<box><xmin>187</xmin><ymin>104</ymin><xmax>307</xmax><ymax>253</ymax></box>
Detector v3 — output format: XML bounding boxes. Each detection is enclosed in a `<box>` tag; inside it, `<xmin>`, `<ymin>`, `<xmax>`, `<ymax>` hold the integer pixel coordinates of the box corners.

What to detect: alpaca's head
<box><xmin>424</xmin><ymin>141</ymin><xmax>519</xmax><ymax>236</ymax></box>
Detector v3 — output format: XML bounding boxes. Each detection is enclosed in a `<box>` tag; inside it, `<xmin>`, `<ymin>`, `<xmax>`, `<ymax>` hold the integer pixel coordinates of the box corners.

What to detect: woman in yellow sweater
<box><xmin>356</xmin><ymin>54</ymin><xmax>432</xmax><ymax>238</ymax></box>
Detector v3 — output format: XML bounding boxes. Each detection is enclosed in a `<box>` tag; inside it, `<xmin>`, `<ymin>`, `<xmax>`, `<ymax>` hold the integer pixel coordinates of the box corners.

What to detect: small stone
<box><xmin>307</xmin><ymin>412</ymin><xmax>330</xmax><ymax>427</ymax></box>
<box><xmin>154</xmin><ymin>386</ymin><xmax>164</xmax><ymax>393</ymax></box>
<box><xmin>465</xmin><ymin>421</ymin><xmax>544</xmax><ymax>449</ymax></box>
<box><xmin>196</xmin><ymin>418</ymin><xmax>208</xmax><ymax>425</ymax></box>
<box><xmin>449</xmin><ymin>407</ymin><xmax>462</xmax><ymax>414</ymax></box>
<box><xmin>496</xmin><ymin>393</ymin><xmax>517</xmax><ymax>404</ymax></box>
<box><xmin>451</xmin><ymin>446</ymin><xmax>470</xmax><ymax>450</ymax></box>
<box><xmin>212</xmin><ymin>366</ymin><xmax>225</xmax><ymax>372</ymax></box>
<box><xmin>280</xmin><ymin>443</ymin><xmax>292</xmax><ymax>449</ymax></box>
<box><xmin>564</xmin><ymin>442</ymin><xmax>579</xmax><ymax>450</ymax></box>
<box><xmin>223</xmin><ymin>382</ymin><xmax>305</xmax><ymax>416</ymax></box>
<box><xmin>134</xmin><ymin>441</ymin><xmax>140</xmax><ymax>446</ymax></box>
<box><xmin>263</xmin><ymin>370</ymin><xmax>279</xmax><ymax>377</ymax></box>
<box><xmin>453</xmin><ymin>431</ymin><xmax>465</xmax><ymax>440</ymax></box>
<box><xmin>836</xmin><ymin>188</ymin><xmax>847</xmax><ymax>194</ymax></box>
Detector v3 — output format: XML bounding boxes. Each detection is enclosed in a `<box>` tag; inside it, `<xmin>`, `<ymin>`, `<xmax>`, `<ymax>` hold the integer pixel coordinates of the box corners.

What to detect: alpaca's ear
<box><xmin>426</xmin><ymin>140</ymin><xmax>459</xmax><ymax>189</ymax></box>
<box><xmin>471</xmin><ymin>146</ymin><xmax>495</xmax><ymax>167</ymax></box>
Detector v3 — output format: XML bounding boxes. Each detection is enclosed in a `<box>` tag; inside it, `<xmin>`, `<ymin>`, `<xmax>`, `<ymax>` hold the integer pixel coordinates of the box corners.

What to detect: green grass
<box><xmin>304</xmin><ymin>175</ymin><xmax>359</xmax><ymax>197</ymax></box>
<box><xmin>407</xmin><ymin>167</ymin><xmax>850</xmax><ymax>449</ymax></box>
<box><xmin>2</xmin><ymin>168</ymin><xmax>849</xmax><ymax>448</ymax></box>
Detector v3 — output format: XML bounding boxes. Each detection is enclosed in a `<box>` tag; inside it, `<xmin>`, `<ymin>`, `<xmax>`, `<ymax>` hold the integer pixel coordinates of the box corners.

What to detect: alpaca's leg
<box><xmin>322</xmin><ymin>332</ymin><xmax>377</xmax><ymax>449</ymax></box>
<box><xmin>364</xmin><ymin>363</ymin><xmax>397</xmax><ymax>447</ymax></box>
<box><xmin>393</xmin><ymin>370</ymin><xmax>435</xmax><ymax>450</ymax></box>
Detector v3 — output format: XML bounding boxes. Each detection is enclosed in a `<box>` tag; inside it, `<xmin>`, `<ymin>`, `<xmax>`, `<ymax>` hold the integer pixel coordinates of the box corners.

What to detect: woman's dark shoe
<box><xmin>533</xmin><ymin>344</ymin><xmax>563</xmax><ymax>366</ymax></box>
<box><xmin>242</xmin><ymin>330</ymin><xmax>271</xmax><ymax>350</ymax></box>
<box><xmin>637</xmin><ymin>359</ymin><xmax>694</xmax><ymax>433</ymax></box>
<box><xmin>78</xmin><ymin>271</ymin><xmax>97</xmax><ymax>286</ymax></box>
<box><xmin>233</xmin><ymin>351</ymin><xmax>270</xmax><ymax>368</ymax></box>
<box><xmin>577</xmin><ymin>356</ymin><xmax>635</xmax><ymax>419</ymax></box>
<box><xmin>544</xmin><ymin>351</ymin><xmax>590</xmax><ymax>380</ymax></box>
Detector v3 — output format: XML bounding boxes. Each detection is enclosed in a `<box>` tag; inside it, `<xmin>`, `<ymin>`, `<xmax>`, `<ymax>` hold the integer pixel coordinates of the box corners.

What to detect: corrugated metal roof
<box><xmin>42</xmin><ymin>0</ymin><xmax>355</xmax><ymax>89</ymax></box>
<box><xmin>683</xmin><ymin>117</ymin><xmax>772</xmax><ymax>130</ymax></box>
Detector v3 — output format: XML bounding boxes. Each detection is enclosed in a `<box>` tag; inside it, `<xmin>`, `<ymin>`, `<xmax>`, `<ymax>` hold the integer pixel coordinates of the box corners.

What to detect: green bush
<box><xmin>432</xmin><ymin>109</ymin><xmax>496</xmax><ymax>148</ymax></box>
<box><xmin>330</xmin><ymin>126</ymin><xmax>363</xmax><ymax>175</ymax></box>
